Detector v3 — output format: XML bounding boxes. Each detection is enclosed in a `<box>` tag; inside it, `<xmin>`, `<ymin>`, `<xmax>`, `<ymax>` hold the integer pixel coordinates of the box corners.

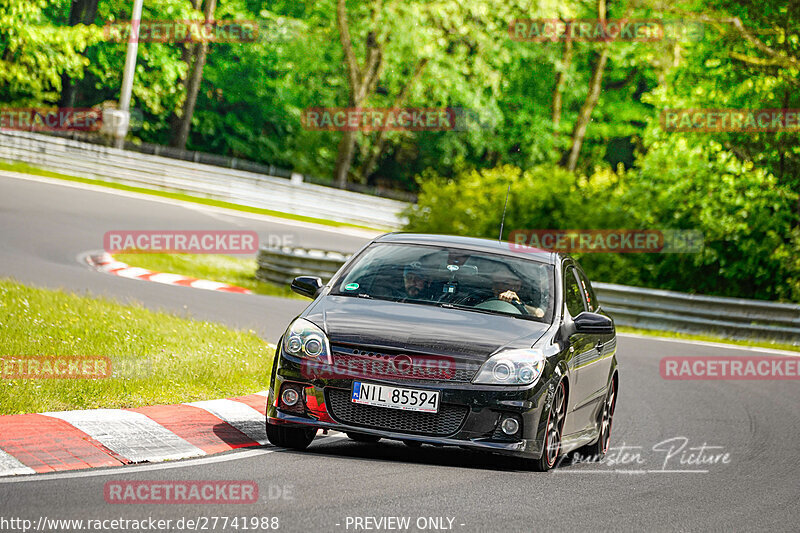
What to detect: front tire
<box><xmin>530</xmin><ymin>380</ymin><xmax>566</xmax><ymax>472</ymax></box>
<box><xmin>266</xmin><ymin>421</ymin><xmax>317</xmax><ymax>450</ymax></box>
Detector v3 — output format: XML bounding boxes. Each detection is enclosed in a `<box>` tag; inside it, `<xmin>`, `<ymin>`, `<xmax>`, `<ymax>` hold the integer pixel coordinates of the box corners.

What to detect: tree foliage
<box><xmin>2</xmin><ymin>0</ymin><xmax>797</xmax><ymax>300</ymax></box>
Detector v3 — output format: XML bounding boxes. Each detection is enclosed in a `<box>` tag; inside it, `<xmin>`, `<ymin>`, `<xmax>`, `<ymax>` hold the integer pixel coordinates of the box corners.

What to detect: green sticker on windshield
<box><xmin>344</xmin><ymin>283</ymin><xmax>359</xmax><ymax>291</ymax></box>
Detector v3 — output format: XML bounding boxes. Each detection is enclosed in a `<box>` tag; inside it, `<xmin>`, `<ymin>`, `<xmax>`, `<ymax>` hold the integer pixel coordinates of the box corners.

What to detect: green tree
<box><xmin>0</xmin><ymin>0</ymin><xmax>100</xmax><ymax>106</ymax></box>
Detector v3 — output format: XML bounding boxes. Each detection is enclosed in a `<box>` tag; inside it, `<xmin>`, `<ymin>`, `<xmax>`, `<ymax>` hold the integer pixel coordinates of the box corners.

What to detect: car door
<box><xmin>573</xmin><ymin>266</ymin><xmax>615</xmax><ymax>418</ymax></box>
<box><xmin>561</xmin><ymin>264</ymin><xmax>597</xmax><ymax>436</ymax></box>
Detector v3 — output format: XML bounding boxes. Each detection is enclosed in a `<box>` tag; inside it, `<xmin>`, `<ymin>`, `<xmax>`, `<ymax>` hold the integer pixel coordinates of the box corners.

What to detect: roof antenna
<box><xmin>498</xmin><ymin>183</ymin><xmax>511</xmax><ymax>242</ymax></box>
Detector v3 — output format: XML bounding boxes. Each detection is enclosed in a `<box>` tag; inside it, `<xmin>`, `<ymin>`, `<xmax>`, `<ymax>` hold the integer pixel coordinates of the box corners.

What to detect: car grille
<box><xmin>331</xmin><ymin>345</ymin><xmax>478</xmax><ymax>383</ymax></box>
<box><xmin>325</xmin><ymin>388</ymin><xmax>469</xmax><ymax>437</ymax></box>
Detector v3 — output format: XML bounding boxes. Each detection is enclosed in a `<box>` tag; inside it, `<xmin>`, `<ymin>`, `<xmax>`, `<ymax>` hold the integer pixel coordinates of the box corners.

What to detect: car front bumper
<box><xmin>266</xmin><ymin>350</ymin><xmax>556</xmax><ymax>459</ymax></box>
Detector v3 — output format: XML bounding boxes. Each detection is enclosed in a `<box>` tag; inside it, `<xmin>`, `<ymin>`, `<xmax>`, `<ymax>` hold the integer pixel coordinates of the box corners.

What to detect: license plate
<box><xmin>351</xmin><ymin>382</ymin><xmax>439</xmax><ymax>413</ymax></box>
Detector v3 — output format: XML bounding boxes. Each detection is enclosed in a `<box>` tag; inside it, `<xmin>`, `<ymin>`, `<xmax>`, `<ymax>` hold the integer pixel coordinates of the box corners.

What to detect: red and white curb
<box><xmin>0</xmin><ymin>392</ymin><xmax>270</xmax><ymax>477</ymax></box>
<box><xmin>0</xmin><ymin>393</ymin><xmax>348</xmax><ymax>477</ymax></box>
<box><xmin>86</xmin><ymin>252</ymin><xmax>251</xmax><ymax>294</ymax></box>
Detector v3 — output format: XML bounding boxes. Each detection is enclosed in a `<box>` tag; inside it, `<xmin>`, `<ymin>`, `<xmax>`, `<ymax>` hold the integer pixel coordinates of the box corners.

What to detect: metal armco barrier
<box><xmin>257</xmin><ymin>245</ymin><xmax>800</xmax><ymax>345</ymax></box>
<box><xmin>256</xmin><ymin>246</ymin><xmax>351</xmax><ymax>286</ymax></box>
<box><xmin>0</xmin><ymin>131</ymin><xmax>407</xmax><ymax>229</ymax></box>
<box><xmin>593</xmin><ymin>282</ymin><xmax>800</xmax><ymax>344</ymax></box>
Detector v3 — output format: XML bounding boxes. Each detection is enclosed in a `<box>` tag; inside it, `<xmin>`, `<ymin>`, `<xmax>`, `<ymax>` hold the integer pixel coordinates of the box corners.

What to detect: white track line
<box><xmin>113</xmin><ymin>267</ymin><xmax>152</xmax><ymax>279</ymax></box>
<box><xmin>2</xmin><ymin>170</ymin><xmax>384</xmax><ymax>237</ymax></box>
<box><xmin>618</xmin><ymin>333</ymin><xmax>800</xmax><ymax>356</ymax></box>
<box><xmin>147</xmin><ymin>272</ymin><xmax>187</xmax><ymax>284</ymax></box>
<box><xmin>43</xmin><ymin>409</ymin><xmax>205</xmax><ymax>463</ymax></box>
<box><xmin>0</xmin><ymin>448</ymin><xmax>275</xmax><ymax>483</ymax></box>
<box><xmin>190</xmin><ymin>279</ymin><xmax>228</xmax><ymax>291</ymax></box>
<box><xmin>185</xmin><ymin>399</ymin><xmax>268</xmax><ymax>445</ymax></box>
<box><xmin>0</xmin><ymin>449</ymin><xmax>36</xmax><ymax>476</ymax></box>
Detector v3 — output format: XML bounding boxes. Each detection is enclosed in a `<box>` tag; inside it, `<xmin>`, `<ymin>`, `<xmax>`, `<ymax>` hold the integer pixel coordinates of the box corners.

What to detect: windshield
<box><xmin>331</xmin><ymin>243</ymin><xmax>554</xmax><ymax>322</ymax></box>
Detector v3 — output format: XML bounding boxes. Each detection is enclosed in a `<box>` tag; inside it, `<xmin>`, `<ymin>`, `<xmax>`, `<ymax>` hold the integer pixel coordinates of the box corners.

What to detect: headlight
<box><xmin>282</xmin><ymin>318</ymin><xmax>332</xmax><ymax>364</ymax></box>
<box><xmin>472</xmin><ymin>349</ymin><xmax>545</xmax><ymax>385</ymax></box>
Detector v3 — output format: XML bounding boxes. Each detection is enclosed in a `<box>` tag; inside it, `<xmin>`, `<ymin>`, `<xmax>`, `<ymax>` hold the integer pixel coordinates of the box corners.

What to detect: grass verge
<box><xmin>0</xmin><ymin>279</ymin><xmax>276</xmax><ymax>415</ymax></box>
<box><xmin>617</xmin><ymin>326</ymin><xmax>800</xmax><ymax>353</ymax></box>
<box><xmin>0</xmin><ymin>160</ymin><xmax>384</xmax><ymax>232</ymax></box>
<box><xmin>113</xmin><ymin>253</ymin><xmax>303</xmax><ymax>299</ymax></box>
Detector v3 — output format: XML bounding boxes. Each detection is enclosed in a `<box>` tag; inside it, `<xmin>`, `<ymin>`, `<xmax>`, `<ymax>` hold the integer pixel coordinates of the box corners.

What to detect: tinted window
<box><xmin>331</xmin><ymin>243</ymin><xmax>555</xmax><ymax>322</ymax></box>
<box><xmin>564</xmin><ymin>267</ymin><xmax>586</xmax><ymax>317</ymax></box>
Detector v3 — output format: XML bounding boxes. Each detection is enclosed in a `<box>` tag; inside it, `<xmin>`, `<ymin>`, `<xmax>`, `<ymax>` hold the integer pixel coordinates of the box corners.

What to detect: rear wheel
<box><xmin>347</xmin><ymin>432</ymin><xmax>381</xmax><ymax>443</ymax></box>
<box><xmin>266</xmin><ymin>421</ymin><xmax>317</xmax><ymax>450</ymax></box>
<box><xmin>531</xmin><ymin>380</ymin><xmax>566</xmax><ymax>472</ymax></box>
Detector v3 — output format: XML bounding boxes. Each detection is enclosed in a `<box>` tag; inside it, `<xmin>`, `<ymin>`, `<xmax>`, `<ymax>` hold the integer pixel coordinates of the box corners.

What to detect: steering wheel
<box><xmin>474</xmin><ymin>298</ymin><xmax>529</xmax><ymax>315</ymax></box>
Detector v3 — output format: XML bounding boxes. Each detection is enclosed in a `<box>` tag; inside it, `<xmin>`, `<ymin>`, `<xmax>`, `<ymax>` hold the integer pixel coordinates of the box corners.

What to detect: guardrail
<box><xmin>256</xmin><ymin>246</ymin><xmax>352</xmax><ymax>286</ymax></box>
<box><xmin>47</xmin><ymin>130</ymin><xmax>419</xmax><ymax>202</ymax></box>
<box><xmin>0</xmin><ymin>131</ymin><xmax>408</xmax><ymax>229</ymax></box>
<box><xmin>256</xmin><ymin>245</ymin><xmax>800</xmax><ymax>345</ymax></box>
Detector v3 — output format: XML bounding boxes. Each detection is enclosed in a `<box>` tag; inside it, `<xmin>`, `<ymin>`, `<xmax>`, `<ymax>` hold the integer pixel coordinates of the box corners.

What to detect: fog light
<box><xmin>500</xmin><ymin>417</ymin><xmax>520</xmax><ymax>435</ymax></box>
<box><xmin>281</xmin><ymin>387</ymin><xmax>300</xmax><ymax>407</ymax></box>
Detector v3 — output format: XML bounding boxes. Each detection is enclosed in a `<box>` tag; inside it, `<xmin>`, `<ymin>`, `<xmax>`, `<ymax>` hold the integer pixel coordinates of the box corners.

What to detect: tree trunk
<box><xmin>170</xmin><ymin>0</ymin><xmax>215</xmax><ymax>149</ymax></box>
<box><xmin>559</xmin><ymin>0</ymin><xmax>612</xmax><ymax>171</ymax></box>
<box><xmin>560</xmin><ymin>44</ymin><xmax>609</xmax><ymax>171</ymax></box>
<box><xmin>59</xmin><ymin>0</ymin><xmax>99</xmax><ymax>108</ymax></box>
<box><xmin>334</xmin><ymin>130</ymin><xmax>358</xmax><ymax>189</ymax></box>
<box><xmin>359</xmin><ymin>58</ymin><xmax>428</xmax><ymax>181</ymax></box>
<box><xmin>334</xmin><ymin>0</ymin><xmax>384</xmax><ymax>188</ymax></box>
<box><xmin>551</xmin><ymin>37</ymin><xmax>573</xmax><ymax>136</ymax></box>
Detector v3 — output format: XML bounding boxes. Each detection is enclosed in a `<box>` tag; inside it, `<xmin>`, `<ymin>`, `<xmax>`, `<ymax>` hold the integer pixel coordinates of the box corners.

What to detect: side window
<box><xmin>576</xmin><ymin>270</ymin><xmax>597</xmax><ymax>312</ymax></box>
<box><xmin>564</xmin><ymin>267</ymin><xmax>586</xmax><ymax>317</ymax></box>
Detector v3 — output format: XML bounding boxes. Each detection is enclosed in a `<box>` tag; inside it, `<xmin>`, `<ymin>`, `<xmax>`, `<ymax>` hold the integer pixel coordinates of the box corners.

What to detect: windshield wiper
<box><xmin>435</xmin><ymin>301</ymin><xmax>539</xmax><ymax>320</ymax></box>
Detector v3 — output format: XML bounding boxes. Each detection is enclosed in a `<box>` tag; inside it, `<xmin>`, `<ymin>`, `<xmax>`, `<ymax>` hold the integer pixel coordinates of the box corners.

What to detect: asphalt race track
<box><xmin>1</xmin><ymin>172</ymin><xmax>799</xmax><ymax>532</ymax></box>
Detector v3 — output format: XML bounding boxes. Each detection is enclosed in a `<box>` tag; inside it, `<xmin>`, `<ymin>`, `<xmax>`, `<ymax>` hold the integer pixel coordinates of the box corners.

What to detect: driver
<box><xmin>401</xmin><ymin>261</ymin><xmax>435</xmax><ymax>300</ymax></box>
<box><xmin>490</xmin><ymin>269</ymin><xmax>545</xmax><ymax>317</ymax></box>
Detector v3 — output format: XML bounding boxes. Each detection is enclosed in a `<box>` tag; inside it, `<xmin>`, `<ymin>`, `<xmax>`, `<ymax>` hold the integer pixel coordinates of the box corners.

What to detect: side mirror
<box><xmin>573</xmin><ymin>311</ymin><xmax>614</xmax><ymax>335</ymax></box>
<box><xmin>290</xmin><ymin>276</ymin><xmax>324</xmax><ymax>299</ymax></box>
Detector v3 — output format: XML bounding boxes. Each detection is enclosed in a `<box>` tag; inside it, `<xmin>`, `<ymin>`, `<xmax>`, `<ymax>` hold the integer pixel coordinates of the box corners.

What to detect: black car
<box><xmin>266</xmin><ymin>233</ymin><xmax>618</xmax><ymax>471</ymax></box>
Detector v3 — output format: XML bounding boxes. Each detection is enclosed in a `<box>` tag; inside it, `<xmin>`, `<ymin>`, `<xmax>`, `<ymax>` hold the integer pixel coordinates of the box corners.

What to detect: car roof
<box><xmin>373</xmin><ymin>233</ymin><xmax>560</xmax><ymax>265</ymax></box>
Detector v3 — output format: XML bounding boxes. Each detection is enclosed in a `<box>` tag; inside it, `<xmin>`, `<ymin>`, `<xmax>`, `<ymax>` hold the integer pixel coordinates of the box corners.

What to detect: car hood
<box><xmin>304</xmin><ymin>295</ymin><xmax>549</xmax><ymax>363</ymax></box>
